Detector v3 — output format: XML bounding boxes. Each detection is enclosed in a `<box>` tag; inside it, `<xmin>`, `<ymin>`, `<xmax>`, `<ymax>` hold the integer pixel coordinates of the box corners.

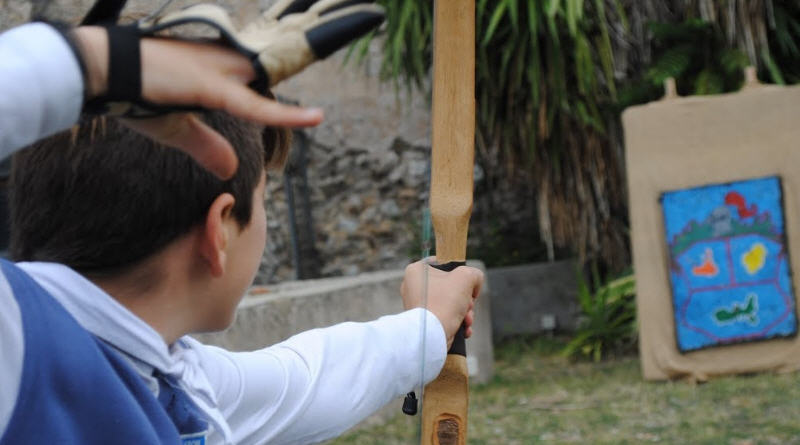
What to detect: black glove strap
<box><xmin>83</xmin><ymin>25</ymin><xmax>141</xmax><ymax>114</ymax></box>
<box><xmin>80</xmin><ymin>25</ymin><xmax>209</xmax><ymax>117</ymax></box>
<box><xmin>106</xmin><ymin>25</ymin><xmax>142</xmax><ymax>102</ymax></box>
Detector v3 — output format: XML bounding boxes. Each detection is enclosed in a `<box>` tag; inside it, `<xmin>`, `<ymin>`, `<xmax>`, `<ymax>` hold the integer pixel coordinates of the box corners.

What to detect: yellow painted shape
<box><xmin>742</xmin><ymin>242</ymin><xmax>767</xmax><ymax>275</ymax></box>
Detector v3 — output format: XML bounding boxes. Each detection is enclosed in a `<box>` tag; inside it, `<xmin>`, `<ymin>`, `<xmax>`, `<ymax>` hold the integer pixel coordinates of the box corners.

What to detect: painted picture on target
<box><xmin>661</xmin><ymin>176</ymin><xmax>798</xmax><ymax>352</ymax></box>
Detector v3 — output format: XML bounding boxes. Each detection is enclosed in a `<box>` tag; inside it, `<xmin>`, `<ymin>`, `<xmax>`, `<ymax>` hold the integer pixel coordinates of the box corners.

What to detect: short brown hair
<box><xmin>9</xmin><ymin>111</ymin><xmax>290</xmax><ymax>275</ymax></box>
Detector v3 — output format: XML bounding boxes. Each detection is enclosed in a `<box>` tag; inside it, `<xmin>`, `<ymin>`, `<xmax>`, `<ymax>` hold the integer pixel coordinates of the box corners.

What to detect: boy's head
<box><xmin>10</xmin><ymin>111</ymin><xmax>290</xmax><ymax>329</ymax></box>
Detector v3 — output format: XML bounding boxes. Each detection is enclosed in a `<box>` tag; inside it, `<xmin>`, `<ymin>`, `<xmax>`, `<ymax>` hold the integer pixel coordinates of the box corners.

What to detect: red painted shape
<box><xmin>724</xmin><ymin>191</ymin><xmax>758</xmax><ymax>218</ymax></box>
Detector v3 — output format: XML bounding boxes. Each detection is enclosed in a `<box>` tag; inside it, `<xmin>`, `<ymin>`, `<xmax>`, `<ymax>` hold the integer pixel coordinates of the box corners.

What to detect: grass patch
<box><xmin>331</xmin><ymin>337</ymin><xmax>800</xmax><ymax>444</ymax></box>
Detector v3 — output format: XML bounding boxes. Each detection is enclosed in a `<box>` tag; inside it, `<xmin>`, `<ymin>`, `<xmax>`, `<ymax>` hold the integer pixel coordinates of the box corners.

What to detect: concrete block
<box><xmin>487</xmin><ymin>260</ymin><xmax>579</xmax><ymax>340</ymax></box>
<box><xmin>466</xmin><ymin>260</ymin><xmax>494</xmax><ymax>385</ymax></box>
<box><xmin>193</xmin><ymin>270</ymin><xmax>406</xmax><ymax>350</ymax></box>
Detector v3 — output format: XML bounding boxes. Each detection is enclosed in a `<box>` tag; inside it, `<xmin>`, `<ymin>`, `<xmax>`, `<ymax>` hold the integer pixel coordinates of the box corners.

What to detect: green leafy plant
<box><xmin>770</xmin><ymin>1</ymin><xmax>800</xmax><ymax>84</ymax></box>
<box><xmin>562</xmin><ymin>272</ymin><xmax>637</xmax><ymax>362</ymax></box>
<box><xmin>357</xmin><ymin>0</ymin><xmax>629</xmax><ymax>271</ymax></box>
<box><xmin>619</xmin><ymin>19</ymin><xmax>750</xmax><ymax>108</ymax></box>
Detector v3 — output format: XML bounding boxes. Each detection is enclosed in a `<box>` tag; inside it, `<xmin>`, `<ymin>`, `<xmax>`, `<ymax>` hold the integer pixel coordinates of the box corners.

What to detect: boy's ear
<box><xmin>199</xmin><ymin>193</ymin><xmax>236</xmax><ymax>277</ymax></box>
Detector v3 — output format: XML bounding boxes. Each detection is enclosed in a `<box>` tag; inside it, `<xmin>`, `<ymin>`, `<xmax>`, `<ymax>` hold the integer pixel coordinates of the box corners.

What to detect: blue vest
<box><xmin>0</xmin><ymin>260</ymin><xmax>209</xmax><ymax>444</ymax></box>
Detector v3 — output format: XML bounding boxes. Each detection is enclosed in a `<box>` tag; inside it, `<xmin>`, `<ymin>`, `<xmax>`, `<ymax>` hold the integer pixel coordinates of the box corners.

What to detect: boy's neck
<box><xmin>89</xmin><ymin>237</ymin><xmax>203</xmax><ymax>345</ymax></box>
<box><xmin>95</xmin><ymin>276</ymin><xmax>192</xmax><ymax>345</ymax></box>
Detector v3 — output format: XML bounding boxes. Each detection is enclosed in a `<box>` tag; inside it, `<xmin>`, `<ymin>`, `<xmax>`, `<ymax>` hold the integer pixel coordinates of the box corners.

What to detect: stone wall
<box><xmin>262</xmin><ymin>32</ymin><xmax>540</xmax><ymax>283</ymax></box>
<box><xmin>0</xmin><ymin>0</ymin><xmax>272</xmax><ymax>28</ymax></box>
<box><xmin>262</xmin><ymin>45</ymin><xmax>434</xmax><ymax>282</ymax></box>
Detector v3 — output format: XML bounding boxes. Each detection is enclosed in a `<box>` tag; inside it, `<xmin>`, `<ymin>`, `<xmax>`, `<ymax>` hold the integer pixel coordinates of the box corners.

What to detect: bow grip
<box><xmin>430</xmin><ymin>261</ymin><xmax>467</xmax><ymax>356</ymax></box>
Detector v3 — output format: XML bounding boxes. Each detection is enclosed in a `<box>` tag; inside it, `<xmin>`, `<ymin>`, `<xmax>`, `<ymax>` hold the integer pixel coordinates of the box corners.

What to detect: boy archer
<box><xmin>0</xmin><ymin>0</ymin><xmax>483</xmax><ymax>443</ymax></box>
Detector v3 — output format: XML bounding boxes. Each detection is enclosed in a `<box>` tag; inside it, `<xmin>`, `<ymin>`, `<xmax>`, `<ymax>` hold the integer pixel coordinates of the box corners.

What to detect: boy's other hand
<box><xmin>73</xmin><ymin>26</ymin><xmax>324</xmax><ymax>179</ymax></box>
<box><xmin>401</xmin><ymin>260</ymin><xmax>484</xmax><ymax>349</ymax></box>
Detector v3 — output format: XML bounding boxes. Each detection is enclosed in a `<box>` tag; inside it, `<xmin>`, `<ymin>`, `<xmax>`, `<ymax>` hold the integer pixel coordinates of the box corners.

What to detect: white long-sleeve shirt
<box><xmin>0</xmin><ymin>23</ymin><xmax>84</xmax><ymax>156</ymax></box>
<box><xmin>0</xmin><ymin>23</ymin><xmax>448</xmax><ymax>444</ymax></box>
<box><xmin>0</xmin><ymin>263</ymin><xmax>446</xmax><ymax>444</ymax></box>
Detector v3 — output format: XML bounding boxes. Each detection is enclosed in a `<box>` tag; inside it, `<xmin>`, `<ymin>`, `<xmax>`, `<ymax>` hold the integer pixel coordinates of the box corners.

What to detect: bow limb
<box><xmin>421</xmin><ymin>1</ymin><xmax>475</xmax><ymax>445</ymax></box>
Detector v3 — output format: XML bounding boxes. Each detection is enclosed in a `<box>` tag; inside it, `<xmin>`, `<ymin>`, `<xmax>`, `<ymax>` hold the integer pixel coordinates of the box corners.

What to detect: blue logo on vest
<box><xmin>181</xmin><ymin>431</ymin><xmax>207</xmax><ymax>445</ymax></box>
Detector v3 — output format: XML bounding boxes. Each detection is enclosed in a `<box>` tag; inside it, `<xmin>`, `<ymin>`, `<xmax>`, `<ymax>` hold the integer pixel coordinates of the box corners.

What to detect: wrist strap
<box><xmin>83</xmin><ymin>25</ymin><xmax>141</xmax><ymax>115</ymax></box>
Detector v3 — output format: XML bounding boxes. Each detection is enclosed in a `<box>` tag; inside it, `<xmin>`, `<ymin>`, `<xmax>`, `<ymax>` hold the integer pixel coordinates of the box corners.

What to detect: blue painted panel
<box><xmin>661</xmin><ymin>176</ymin><xmax>797</xmax><ymax>352</ymax></box>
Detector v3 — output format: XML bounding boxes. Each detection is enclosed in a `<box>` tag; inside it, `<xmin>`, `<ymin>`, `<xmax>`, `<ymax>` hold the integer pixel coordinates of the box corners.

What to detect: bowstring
<box><xmin>141</xmin><ymin>0</ymin><xmax>175</xmax><ymax>22</ymax></box>
<box><xmin>415</xmin><ymin>207</ymin><xmax>432</xmax><ymax>440</ymax></box>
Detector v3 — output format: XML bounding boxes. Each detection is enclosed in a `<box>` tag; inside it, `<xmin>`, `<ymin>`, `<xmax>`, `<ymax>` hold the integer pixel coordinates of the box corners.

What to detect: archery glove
<box><xmin>80</xmin><ymin>0</ymin><xmax>385</xmax><ymax>117</ymax></box>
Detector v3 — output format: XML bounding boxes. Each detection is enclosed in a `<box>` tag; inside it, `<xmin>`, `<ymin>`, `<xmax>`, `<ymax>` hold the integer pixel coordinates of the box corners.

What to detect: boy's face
<box><xmin>206</xmin><ymin>171</ymin><xmax>268</xmax><ymax>330</ymax></box>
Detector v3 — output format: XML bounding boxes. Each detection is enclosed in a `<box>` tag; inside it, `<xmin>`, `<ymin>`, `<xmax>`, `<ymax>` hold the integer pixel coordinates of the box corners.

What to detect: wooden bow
<box><xmin>421</xmin><ymin>1</ymin><xmax>475</xmax><ymax>444</ymax></box>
